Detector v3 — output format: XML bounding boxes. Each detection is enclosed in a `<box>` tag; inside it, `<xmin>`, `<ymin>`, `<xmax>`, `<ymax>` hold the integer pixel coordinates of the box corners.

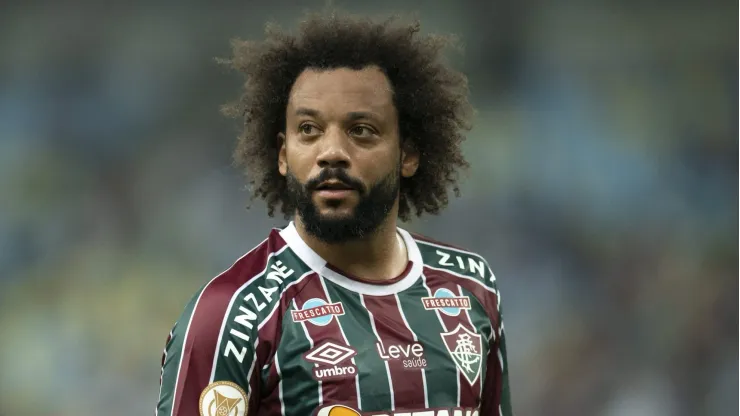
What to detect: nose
<box><xmin>316</xmin><ymin>127</ymin><xmax>351</xmax><ymax>169</ymax></box>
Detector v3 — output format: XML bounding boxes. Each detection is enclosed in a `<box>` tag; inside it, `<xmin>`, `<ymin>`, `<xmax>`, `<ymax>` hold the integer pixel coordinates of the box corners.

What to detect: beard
<box><xmin>285</xmin><ymin>166</ymin><xmax>400</xmax><ymax>244</ymax></box>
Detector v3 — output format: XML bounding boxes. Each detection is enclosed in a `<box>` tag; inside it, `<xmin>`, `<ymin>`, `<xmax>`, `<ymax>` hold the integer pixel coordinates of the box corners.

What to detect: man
<box><xmin>156</xmin><ymin>11</ymin><xmax>513</xmax><ymax>416</ymax></box>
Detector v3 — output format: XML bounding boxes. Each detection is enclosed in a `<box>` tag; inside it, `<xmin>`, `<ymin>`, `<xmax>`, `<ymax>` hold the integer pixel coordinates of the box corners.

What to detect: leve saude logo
<box><xmin>376</xmin><ymin>341</ymin><xmax>427</xmax><ymax>369</ymax></box>
<box><xmin>292</xmin><ymin>298</ymin><xmax>345</xmax><ymax>325</ymax></box>
<box><xmin>421</xmin><ymin>288</ymin><xmax>471</xmax><ymax>316</ymax></box>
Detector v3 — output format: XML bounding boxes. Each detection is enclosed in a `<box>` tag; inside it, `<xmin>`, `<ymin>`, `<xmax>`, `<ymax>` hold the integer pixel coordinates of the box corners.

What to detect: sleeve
<box><xmin>155</xmin><ymin>284</ymin><xmax>256</xmax><ymax>416</ymax></box>
<box><xmin>479</xmin><ymin>291</ymin><xmax>514</xmax><ymax>415</ymax></box>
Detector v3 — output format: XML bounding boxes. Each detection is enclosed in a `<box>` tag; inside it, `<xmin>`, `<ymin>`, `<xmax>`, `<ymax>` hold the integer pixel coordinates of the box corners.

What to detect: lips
<box><xmin>315</xmin><ymin>181</ymin><xmax>355</xmax><ymax>191</ymax></box>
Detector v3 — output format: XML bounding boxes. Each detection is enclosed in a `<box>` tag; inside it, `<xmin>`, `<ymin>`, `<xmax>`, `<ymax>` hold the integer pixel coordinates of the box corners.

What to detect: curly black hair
<box><xmin>221</xmin><ymin>11</ymin><xmax>473</xmax><ymax>221</ymax></box>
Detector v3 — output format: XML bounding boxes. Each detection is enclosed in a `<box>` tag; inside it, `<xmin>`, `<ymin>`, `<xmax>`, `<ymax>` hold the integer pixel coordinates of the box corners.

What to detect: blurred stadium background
<box><xmin>0</xmin><ymin>0</ymin><xmax>736</xmax><ymax>415</ymax></box>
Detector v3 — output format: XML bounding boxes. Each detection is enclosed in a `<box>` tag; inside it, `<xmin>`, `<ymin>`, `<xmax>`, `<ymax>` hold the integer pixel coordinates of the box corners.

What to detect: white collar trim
<box><xmin>279</xmin><ymin>221</ymin><xmax>423</xmax><ymax>296</ymax></box>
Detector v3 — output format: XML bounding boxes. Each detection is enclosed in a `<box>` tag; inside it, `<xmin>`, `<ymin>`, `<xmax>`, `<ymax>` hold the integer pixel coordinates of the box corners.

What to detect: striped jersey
<box><xmin>156</xmin><ymin>222</ymin><xmax>513</xmax><ymax>416</ymax></box>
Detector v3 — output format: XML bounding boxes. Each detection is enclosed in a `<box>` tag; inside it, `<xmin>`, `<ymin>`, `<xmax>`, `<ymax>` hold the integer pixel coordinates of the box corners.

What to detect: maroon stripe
<box><xmin>423</xmin><ymin>271</ymin><xmax>480</xmax><ymax>408</ymax></box>
<box><xmin>257</xmin><ymin>362</ymin><xmax>282</xmax><ymax>416</ymax></box>
<box><xmin>293</xmin><ymin>276</ymin><xmax>359</xmax><ymax>409</ymax></box>
<box><xmin>172</xmin><ymin>233</ymin><xmax>286</xmax><ymax>415</ymax></box>
<box><xmin>362</xmin><ymin>294</ymin><xmax>426</xmax><ymax>409</ymax></box>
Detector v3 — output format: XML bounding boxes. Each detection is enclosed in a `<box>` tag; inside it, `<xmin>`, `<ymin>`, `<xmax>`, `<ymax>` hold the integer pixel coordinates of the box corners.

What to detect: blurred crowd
<box><xmin>0</xmin><ymin>1</ymin><xmax>735</xmax><ymax>415</ymax></box>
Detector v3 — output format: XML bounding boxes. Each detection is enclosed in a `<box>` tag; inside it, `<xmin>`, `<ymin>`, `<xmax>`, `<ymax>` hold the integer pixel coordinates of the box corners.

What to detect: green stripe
<box><xmin>157</xmin><ymin>285</ymin><xmax>205</xmax><ymax>415</ymax></box>
<box><xmin>277</xmin><ymin>311</ymin><xmax>320</xmax><ymax>416</ymax></box>
<box><xmin>324</xmin><ymin>279</ymin><xmax>391</xmax><ymax>412</ymax></box>
<box><xmin>397</xmin><ymin>279</ymin><xmax>459</xmax><ymax>408</ymax></box>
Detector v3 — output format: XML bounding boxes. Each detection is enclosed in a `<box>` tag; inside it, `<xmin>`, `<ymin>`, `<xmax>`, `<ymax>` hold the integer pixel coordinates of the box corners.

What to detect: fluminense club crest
<box><xmin>440</xmin><ymin>324</ymin><xmax>483</xmax><ymax>385</ymax></box>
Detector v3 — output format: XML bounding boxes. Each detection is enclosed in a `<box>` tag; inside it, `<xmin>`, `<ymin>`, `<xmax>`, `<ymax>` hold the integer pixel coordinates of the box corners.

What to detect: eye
<box><xmin>299</xmin><ymin>123</ymin><xmax>320</xmax><ymax>135</ymax></box>
<box><xmin>349</xmin><ymin>125</ymin><xmax>376</xmax><ymax>138</ymax></box>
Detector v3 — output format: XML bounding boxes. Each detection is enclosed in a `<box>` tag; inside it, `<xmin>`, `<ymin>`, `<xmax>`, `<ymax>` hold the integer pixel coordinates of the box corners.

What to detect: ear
<box><xmin>400</xmin><ymin>141</ymin><xmax>420</xmax><ymax>178</ymax></box>
<box><xmin>277</xmin><ymin>132</ymin><xmax>287</xmax><ymax>177</ymax></box>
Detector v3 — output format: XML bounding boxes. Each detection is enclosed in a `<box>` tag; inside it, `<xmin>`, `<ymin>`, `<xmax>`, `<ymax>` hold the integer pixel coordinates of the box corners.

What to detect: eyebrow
<box><xmin>346</xmin><ymin>111</ymin><xmax>380</xmax><ymax>122</ymax></box>
<box><xmin>293</xmin><ymin>107</ymin><xmax>381</xmax><ymax>122</ymax></box>
<box><xmin>294</xmin><ymin>107</ymin><xmax>320</xmax><ymax>117</ymax></box>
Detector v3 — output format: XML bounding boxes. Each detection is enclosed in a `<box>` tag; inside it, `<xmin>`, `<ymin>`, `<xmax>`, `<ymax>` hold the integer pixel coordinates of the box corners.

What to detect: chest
<box><xmin>267</xmin><ymin>280</ymin><xmax>493</xmax><ymax>415</ymax></box>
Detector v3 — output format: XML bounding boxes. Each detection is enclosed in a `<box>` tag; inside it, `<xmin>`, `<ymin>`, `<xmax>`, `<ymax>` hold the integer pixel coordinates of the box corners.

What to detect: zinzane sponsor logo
<box><xmin>376</xmin><ymin>342</ymin><xmax>427</xmax><ymax>369</ymax></box>
<box><xmin>421</xmin><ymin>288</ymin><xmax>471</xmax><ymax>316</ymax></box>
<box><xmin>303</xmin><ymin>341</ymin><xmax>358</xmax><ymax>381</ymax></box>
<box><xmin>435</xmin><ymin>249</ymin><xmax>487</xmax><ymax>281</ymax></box>
<box><xmin>224</xmin><ymin>260</ymin><xmax>295</xmax><ymax>363</ymax></box>
<box><xmin>292</xmin><ymin>298</ymin><xmax>345</xmax><ymax>326</ymax></box>
<box><xmin>316</xmin><ymin>405</ymin><xmax>479</xmax><ymax>416</ymax></box>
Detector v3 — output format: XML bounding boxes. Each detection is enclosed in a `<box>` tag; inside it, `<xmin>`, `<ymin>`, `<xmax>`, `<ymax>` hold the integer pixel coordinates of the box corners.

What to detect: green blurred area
<box><xmin>0</xmin><ymin>1</ymin><xmax>736</xmax><ymax>415</ymax></box>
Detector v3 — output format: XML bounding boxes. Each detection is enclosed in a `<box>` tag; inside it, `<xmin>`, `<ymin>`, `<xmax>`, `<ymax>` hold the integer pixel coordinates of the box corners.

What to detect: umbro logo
<box><xmin>303</xmin><ymin>341</ymin><xmax>358</xmax><ymax>381</ymax></box>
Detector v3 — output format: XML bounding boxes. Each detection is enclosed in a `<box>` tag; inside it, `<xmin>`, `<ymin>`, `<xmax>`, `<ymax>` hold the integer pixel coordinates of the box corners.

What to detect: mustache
<box><xmin>305</xmin><ymin>169</ymin><xmax>366</xmax><ymax>193</ymax></box>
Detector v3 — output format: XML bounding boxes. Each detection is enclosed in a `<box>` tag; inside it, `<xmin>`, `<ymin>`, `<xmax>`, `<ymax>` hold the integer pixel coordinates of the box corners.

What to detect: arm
<box><xmin>156</xmin><ymin>284</ymin><xmax>256</xmax><ymax>416</ymax></box>
<box><xmin>480</xmin><ymin>292</ymin><xmax>513</xmax><ymax>416</ymax></box>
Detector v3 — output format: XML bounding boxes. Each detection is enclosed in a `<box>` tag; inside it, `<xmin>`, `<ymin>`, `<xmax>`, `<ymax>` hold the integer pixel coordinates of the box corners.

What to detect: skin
<box><xmin>277</xmin><ymin>66</ymin><xmax>420</xmax><ymax>281</ymax></box>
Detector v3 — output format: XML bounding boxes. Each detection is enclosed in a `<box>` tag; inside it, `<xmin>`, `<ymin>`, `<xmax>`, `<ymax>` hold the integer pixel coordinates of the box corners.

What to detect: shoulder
<box><xmin>410</xmin><ymin>232</ymin><xmax>504</xmax><ymax>320</ymax></box>
<box><xmin>190</xmin><ymin>232</ymin><xmax>285</xmax><ymax>306</ymax></box>
<box><xmin>410</xmin><ymin>232</ymin><xmax>498</xmax><ymax>289</ymax></box>
<box><xmin>172</xmin><ymin>228</ymin><xmax>302</xmax><ymax>337</ymax></box>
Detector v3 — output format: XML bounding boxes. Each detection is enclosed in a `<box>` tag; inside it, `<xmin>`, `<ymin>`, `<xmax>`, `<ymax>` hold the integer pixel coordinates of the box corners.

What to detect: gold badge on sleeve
<box><xmin>199</xmin><ymin>381</ymin><xmax>249</xmax><ymax>416</ymax></box>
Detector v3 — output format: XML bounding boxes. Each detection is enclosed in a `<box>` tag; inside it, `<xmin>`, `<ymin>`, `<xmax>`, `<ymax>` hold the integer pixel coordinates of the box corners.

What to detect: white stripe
<box><xmin>294</xmin><ymin>298</ymin><xmax>323</xmax><ymax>407</ymax></box>
<box><xmin>420</xmin><ymin>273</ymin><xmax>461</xmax><ymax>407</ymax></box>
<box><xmin>208</xmin><ymin>244</ymin><xmax>291</xmax><ymax>383</ymax></box>
<box><xmin>317</xmin><ymin>276</ymin><xmax>362</xmax><ymax>410</ymax></box>
<box><xmin>393</xmin><ymin>293</ymin><xmax>429</xmax><ymax>408</ymax></box>
<box><xmin>275</xmin><ymin>350</ymin><xmax>286</xmax><ymax>416</ymax></box>
<box><xmin>360</xmin><ymin>294</ymin><xmax>395</xmax><ymax>410</ymax></box>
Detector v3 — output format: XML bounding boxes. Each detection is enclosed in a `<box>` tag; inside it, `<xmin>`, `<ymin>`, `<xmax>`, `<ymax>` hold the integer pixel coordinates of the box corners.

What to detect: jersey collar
<box><xmin>279</xmin><ymin>221</ymin><xmax>423</xmax><ymax>296</ymax></box>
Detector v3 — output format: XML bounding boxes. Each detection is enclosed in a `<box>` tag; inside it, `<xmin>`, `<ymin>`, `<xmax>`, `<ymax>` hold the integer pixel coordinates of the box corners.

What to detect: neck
<box><xmin>294</xmin><ymin>214</ymin><xmax>408</xmax><ymax>282</ymax></box>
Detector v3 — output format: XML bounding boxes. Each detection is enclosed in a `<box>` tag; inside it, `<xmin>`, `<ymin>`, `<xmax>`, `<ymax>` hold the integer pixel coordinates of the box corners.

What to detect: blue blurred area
<box><xmin>0</xmin><ymin>1</ymin><xmax>736</xmax><ymax>415</ymax></box>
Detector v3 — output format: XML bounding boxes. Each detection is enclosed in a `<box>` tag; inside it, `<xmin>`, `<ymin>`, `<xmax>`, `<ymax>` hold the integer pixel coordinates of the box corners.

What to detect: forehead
<box><xmin>287</xmin><ymin>66</ymin><xmax>394</xmax><ymax>115</ymax></box>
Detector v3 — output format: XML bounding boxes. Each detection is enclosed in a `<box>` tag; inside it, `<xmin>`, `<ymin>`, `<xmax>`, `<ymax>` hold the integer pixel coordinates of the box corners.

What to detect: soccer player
<box><xmin>156</xmin><ymin>11</ymin><xmax>513</xmax><ymax>416</ymax></box>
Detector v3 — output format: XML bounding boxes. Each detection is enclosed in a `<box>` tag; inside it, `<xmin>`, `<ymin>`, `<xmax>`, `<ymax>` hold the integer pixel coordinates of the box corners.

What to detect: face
<box><xmin>278</xmin><ymin>66</ymin><xmax>419</xmax><ymax>243</ymax></box>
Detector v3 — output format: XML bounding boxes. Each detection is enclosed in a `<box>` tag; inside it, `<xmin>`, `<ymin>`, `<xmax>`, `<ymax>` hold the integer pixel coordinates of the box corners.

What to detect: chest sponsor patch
<box><xmin>292</xmin><ymin>298</ymin><xmax>345</xmax><ymax>325</ymax></box>
<box><xmin>376</xmin><ymin>341</ymin><xmax>427</xmax><ymax>369</ymax></box>
<box><xmin>303</xmin><ymin>341</ymin><xmax>358</xmax><ymax>381</ymax></box>
<box><xmin>316</xmin><ymin>405</ymin><xmax>479</xmax><ymax>416</ymax></box>
<box><xmin>421</xmin><ymin>288</ymin><xmax>471</xmax><ymax>316</ymax></box>
<box><xmin>441</xmin><ymin>324</ymin><xmax>483</xmax><ymax>385</ymax></box>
